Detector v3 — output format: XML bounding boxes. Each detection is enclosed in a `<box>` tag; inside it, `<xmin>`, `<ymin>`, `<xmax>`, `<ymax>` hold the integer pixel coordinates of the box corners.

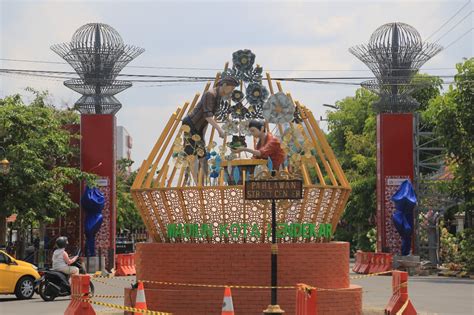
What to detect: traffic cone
<box><xmin>134</xmin><ymin>281</ymin><xmax>147</xmax><ymax>315</ymax></box>
<box><xmin>222</xmin><ymin>286</ymin><xmax>234</xmax><ymax>315</ymax></box>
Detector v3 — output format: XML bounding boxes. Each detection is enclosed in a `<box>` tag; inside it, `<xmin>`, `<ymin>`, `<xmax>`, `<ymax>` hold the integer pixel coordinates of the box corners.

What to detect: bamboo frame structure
<box><xmin>131</xmin><ymin>69</ymin><xmax>351</xmax><ymax>243</ymax></box>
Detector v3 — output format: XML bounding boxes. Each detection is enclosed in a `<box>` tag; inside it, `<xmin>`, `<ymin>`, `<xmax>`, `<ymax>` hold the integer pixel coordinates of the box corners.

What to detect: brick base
<box><xmin>127</xmin><ymin>242</ymin><xmax>362</xmax><ymax>314</ymax></box>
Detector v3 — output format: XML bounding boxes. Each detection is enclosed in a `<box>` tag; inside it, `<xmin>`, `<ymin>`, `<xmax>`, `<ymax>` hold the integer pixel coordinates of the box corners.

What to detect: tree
<box><xmin>411</xmin><ymin>74</ymin><xmax>443</xmax><ymax>112</ymax></box>
<box><xmin>327</xmin><ymin>88</ymin><xmax>378</xmax><ymax>252</ymax></box>
<box><xmin>116</xmin><ymin>158</ymin><xmax>145</xmax><ymax>233</ymax></box>
<box><xmin>0</xmin><ymin>90</ymin><xmax>95</xmax><ymax>255</ymax></box>
<box><xmin>327</xmin><ymin>73</ymin><xmax>444</xmax><ymax>253</ymax></box>
<box><xmin>423</xmin><ymin>58</ymin><xmax>474</xmax><ymax>228</ymax></box>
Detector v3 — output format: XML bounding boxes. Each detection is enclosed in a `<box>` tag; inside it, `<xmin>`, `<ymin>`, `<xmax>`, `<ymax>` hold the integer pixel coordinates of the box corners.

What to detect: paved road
<box><xmin>0</xmin><ymin>275</ymin><xmax>131</xmax><ymax>315</ymax></box>
<box><xmin>350</xmin><ymin>269</ymin><xmax>474</xmax><ymax>315</ymax></box>
<box><xmin>1</xmin><ymin>271</ymin><xmax>473</xmax><ymax>314</ymax></box>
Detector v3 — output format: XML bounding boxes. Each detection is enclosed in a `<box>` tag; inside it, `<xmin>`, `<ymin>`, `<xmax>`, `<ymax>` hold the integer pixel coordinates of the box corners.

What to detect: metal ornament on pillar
<box><xmin>349</xmin><ymin>22</ymin><xmax>442</xmax><ymax>255</ymax></box>
<box><xmin>52</xmin><ymin>23</ymin><xmax>144</xmax><ymax>270</ymax></box>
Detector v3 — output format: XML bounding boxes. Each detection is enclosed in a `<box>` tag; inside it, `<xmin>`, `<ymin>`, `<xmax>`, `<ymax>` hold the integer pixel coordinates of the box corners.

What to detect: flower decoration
<box><xmin>224</xmin><ymin>49</ymin><xmax>263</xmax><ymax>83</ymax></box>
<box><xmin>232</xmin><ymin>49</ymin><xmax>255</xmax><ymax>72</ymax></box>
<box><xmin>262</xmin><ymin>92</ymin><xmax>295</xmax><ymax>124</ymax></box>
<box><xmin>231</xmin><ymin>90</ymin><xmax>244</xmax><ymax>103</ymax></box>
<box><xmin>292</xmin><ymin>105</ymin><xmax>303</xmax><ymax>123</ymax></box>
<box><xmin>222</xmin><ymin>120</ymin><xmax>239</xmax><ymax>134</ymax></box>
<box><xmin>218</xmin><ymin>145</ymin><xmax>227</xmax><ymax>156</ymax></box>
<box><xmin>230</xmin><ymin>102</ymin><xmax>248</xmax><ymax>120</ymax></box>
<box><xmin>245</xmin><ymin>104</ymin><xmax>264</xmax><ymax>119</ymax></box>
<box><xmin>279</xmin><ymin>126</ymin><xmax>308</xmax><ymax>169</ymax></box>
<box><xmin>181</xmin><ymin>125</ymin><xmax>191</xmax><ymax>133</ymax></box>
<box><xmin>238</xmin><ymin>120</ymin><xmax>251</xmax><ymax>136</ymax></box>
<box><xmin>246</xmin><ymin>83</ymin><xmax>269</xmax><ymax>105</ymax></box>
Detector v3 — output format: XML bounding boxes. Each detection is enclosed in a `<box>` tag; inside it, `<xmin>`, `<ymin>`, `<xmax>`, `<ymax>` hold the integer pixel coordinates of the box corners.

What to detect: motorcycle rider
<box><xmin>52</xmin><ymin>236</ymin><xmax>79</xmax><ymax>279</ymax></box>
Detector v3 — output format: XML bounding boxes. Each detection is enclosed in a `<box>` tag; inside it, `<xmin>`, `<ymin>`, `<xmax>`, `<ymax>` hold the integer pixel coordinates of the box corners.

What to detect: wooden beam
<box><xmin>137</xmin><ymin>110</ymin><xmax>178</xmax><ymax>188</ymax></box>
<box><xmin>132</xmin><ymin>159</ymin><xmax>148</xmax><ymax>190</ymax></box>
<box><xmin>144</xmin><ymin>108</ymin><xmax>182</xmax><ymax>188</ymax></box>
<box><xmin>303</xmin><ymin>106</ymin><xmax>350</xmax><ymax>188</ymax></box>
<box><xmin>154</xmin><ymin>100</ymin><xmax>192</xmax><ymax>186</ymax></box>
<box><xmin>294</xmin><ymin>101</ymin><xmax>337</xmax><ymax>186</ymax></box>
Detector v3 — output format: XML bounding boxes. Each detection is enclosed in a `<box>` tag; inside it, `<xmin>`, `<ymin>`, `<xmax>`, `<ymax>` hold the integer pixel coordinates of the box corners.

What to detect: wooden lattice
<box><xmin>131</xmin><ymin>68</ymin><xmax>351</xmax><ymax>243</ymax></box>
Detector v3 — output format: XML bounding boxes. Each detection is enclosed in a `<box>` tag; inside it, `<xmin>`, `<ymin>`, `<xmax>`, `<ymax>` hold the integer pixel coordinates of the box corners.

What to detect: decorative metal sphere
<box><xmin>349</xmin><ymin>22</ymin><xmax>442</xmax><ymax>113</ymax></box>
<box><xmin>368</xmin><ymin>22</ymin><xmax>422</xmax><ymax>49</ymax></box>
<box><xmin>51</xmin><ymin>22</ymin><xmax>144</xmax><ymax>115</ymax></box>
<box><xmin>70</xmin><ymin>23</ymin><xmax>124</xmax><ymax>49</ymax></box>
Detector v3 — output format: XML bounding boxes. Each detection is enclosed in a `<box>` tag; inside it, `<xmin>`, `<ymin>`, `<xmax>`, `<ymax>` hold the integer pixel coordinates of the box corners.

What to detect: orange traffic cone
<box><xmin>222</xmin><ymin>286</ymin><xmax>234</xmax><ymax>315</ymax></box>
<box><xmin>134</xmin><ymin>281</ymin><xmax>147</xmax><ymax>315</ymax></box>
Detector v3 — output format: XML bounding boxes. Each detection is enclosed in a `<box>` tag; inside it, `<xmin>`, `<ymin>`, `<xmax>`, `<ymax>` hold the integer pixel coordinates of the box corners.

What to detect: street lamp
<box><xmin>323</xmin><ymin>104</ymin><xmax>339</xmax><ymax>110</ymax></box>
<box><xmin>0</xmin><ymin>147</ymin><xmax>9</xmax><ymax>175</ymax></box>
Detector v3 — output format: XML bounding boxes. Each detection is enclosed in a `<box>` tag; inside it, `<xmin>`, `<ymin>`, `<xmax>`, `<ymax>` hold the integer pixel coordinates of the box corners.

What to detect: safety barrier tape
<box><xmin>141</xmin><ymin>279</ymin><xmax>296</xmax><ymax>289</ymax></box>
<box><xmin>90</xmin><ymin>277</ymin><xmax>406</xmax><ymax>294</ymax></box>
<box><xmin>92</xmin><ymin>274</ymin><xmax>295</xmax><ymax>289</ymax></box>
<box><xmin>91</xmin><ymin>269</ymin><xmax>401</xmax><ymax>291</ymax></box>
<box><xmin>90</xmin><ymin>294</ymin><xmax>125</xmax><ymax>299</ymax></box>
<box><xmin>74</xmin><ymin>296</ymin><xmax>172</xmax><ymax>315</ymax></box>
<box><xmin>94</xmin><ymin>269</ymin><xmax>395</xmax><ymax>283</ymax></box>
<box><xmin>72</xmin><ymin>294</ymin><xmax>124</xmax><ymax>299</ymax></box>
<box><xmin>350</xmin><ymin>270</ymin><xmax>394</xmax><ymax>279</ymax></box>
<box><xmin>93</xmin><ymin>274</ymin><xmax>135</xmax><ymax>281</ymax></box>
<box><xmin>92</xmin><ymin>277</ymin><xmax>130</xmax><ymax>289</ymax></box>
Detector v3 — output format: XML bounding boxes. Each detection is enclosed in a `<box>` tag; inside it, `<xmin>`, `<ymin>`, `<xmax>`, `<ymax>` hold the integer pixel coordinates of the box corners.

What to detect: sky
<box><xmin>0</xmin><ymin>0</ymin><xmax>472</xmax><ymax>170</ymax></box>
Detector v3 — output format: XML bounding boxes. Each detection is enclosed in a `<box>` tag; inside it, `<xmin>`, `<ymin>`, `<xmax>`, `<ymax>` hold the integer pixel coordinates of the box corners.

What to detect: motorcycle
<box><xmin>35</xmin><ymin>249</ymin><xmax>95</xmax><ymax>301</ymax></box>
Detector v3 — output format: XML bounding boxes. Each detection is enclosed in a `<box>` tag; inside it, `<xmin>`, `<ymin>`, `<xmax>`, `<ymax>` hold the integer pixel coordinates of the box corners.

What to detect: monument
<box><xmin>52</xmin><ymin>23</ymin><xmax>144</xmax><ymax>270</ymax></box>
<box><xmin>129</xmin><ymin>50</ymin><xmax>362</xmax><ymax>314</ymax></box>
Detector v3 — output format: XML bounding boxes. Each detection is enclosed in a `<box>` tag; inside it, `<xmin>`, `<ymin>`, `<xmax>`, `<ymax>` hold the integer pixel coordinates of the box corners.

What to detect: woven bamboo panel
<box><xmin>132</xmin><ymin>185</ymin><xmax>350</xmax><ymax>243</ymax></box>
<box><xmin>131</xmin><ymin>71</ymin><xmax>351</xmax><ymax>243</ymax></box>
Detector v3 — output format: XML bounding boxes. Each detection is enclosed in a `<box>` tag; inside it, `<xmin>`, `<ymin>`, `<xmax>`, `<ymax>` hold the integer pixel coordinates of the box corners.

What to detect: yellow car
<box><xmin>0</xmin><ymin>250</ymin><xmax>40</xmax><ymax>299</ymax></box>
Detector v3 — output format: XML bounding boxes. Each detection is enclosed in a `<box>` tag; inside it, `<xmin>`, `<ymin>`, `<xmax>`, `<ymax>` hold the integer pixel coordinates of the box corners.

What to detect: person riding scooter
<box><xmin>52</xmin><ymin>236</ymin><xmax>79</xmax><ymax>279</ymax></box>
<box><xmin>36</xmin><ymin>236</ymin><xmax>93</xmax><ymax>301</ymax></box>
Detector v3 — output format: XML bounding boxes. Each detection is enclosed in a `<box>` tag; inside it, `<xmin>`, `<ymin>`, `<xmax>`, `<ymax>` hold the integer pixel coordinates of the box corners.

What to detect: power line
<box><xmin>433</xmin><ymin>11</ymin><xmax>473</xmax><ymax>44</ymax></box>
<box><xmin>425</xmin><ymin>0</ymin><xmax>472</xmax><ymax>41</ymax></box>
<box><xmin>0</xmin><ymin>58</ymin><xmax>457</xmax><ymax>72</ymax></box>
<box><xmin>0</xmin><ymin>71</ymin><xmax>460</xmax><ymax>87</ymax></box>
<box><xmin>443</xmin><ymin>27</ymin><xmax>474</xmax><ymax>50</ymax></box>
<box><xmin>0</xmin><ymin>68</ymin><xmax>458</xmax><ymax>81</ymax></box>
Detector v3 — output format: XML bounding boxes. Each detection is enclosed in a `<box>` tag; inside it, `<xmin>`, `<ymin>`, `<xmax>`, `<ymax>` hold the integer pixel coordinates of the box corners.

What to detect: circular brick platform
<box><xmin>127</xmin><ymin>242</ymin><xmax>362</xmax><ymax>314</ymax></box>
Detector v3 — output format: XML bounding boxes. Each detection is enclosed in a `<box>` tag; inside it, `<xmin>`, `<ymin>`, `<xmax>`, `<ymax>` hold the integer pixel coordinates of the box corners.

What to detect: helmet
<box><xmin>56</xmin><ymin>236</ymin><xmax>68</xmax><ymax>249</ymax></box>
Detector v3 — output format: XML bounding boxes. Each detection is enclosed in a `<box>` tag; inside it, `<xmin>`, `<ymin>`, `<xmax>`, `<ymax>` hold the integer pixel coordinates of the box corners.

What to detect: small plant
<box><xmin>439</xmin><ymin>220</ymin><xmax>460</xmax><ymax>269</ymax></box>
<box><xmin>458</xmin><ymin>228</ymin><xmax>474</xmax><ymax>273</ymax></box>
<box><xmin>366</xmin><ymin>228</ymin><xmax>377</xmax><ymax>252</ymax></box>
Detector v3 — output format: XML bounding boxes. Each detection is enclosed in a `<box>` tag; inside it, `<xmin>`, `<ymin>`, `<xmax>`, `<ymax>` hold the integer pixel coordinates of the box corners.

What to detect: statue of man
<box><xmin>181</xmin><ymin>76</ymin><xmax>239</xmax><ymax>183</ymax></box>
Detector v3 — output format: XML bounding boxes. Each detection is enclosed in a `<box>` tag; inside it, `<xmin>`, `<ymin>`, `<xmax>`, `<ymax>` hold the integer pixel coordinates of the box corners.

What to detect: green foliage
<box><xmin>366</xmin><ymin>227</ymin><xmax>377</xmax><ymax>252</ymax></box>
<box><xmin>459</xmin><ymin>228</ymin><xmax>474</xmax><ymax>272</ymax></box>
<box><xmin>439</xmin><ymin>221</ymin><xmax>461</xmax><ymax>268</ymax></box>
<box><xmin>327</xmin><ymin>88</ymin><xmax>378</xmax><ymax>253</ymax></box>
<box><xmin>116</xmin><ymin>158</ymin><xmax>145</xmax><ymax>232</ymax></box>
<box><xmin>411</xmin><ymin>73</ymin><xmax>443</xmax><ymax>112</ymax></box>
<box><xmin>439</xmin><ymin>221</ymin><xmax>474</xmax><ymax>272</ymax></box>
<box><xmin>423</xmin><ymin>58</ymin><xmax>474</xmax><ymax>227</ymax></box>
<box><xmin>0</xmin><ymin>90</ymin><xmax>96</xmax><ymax>229</ymax></box>
<box><xmin>328</xmin><ymin>73</ymin><xmax>444</xmax><ymax>253</ymax></box>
